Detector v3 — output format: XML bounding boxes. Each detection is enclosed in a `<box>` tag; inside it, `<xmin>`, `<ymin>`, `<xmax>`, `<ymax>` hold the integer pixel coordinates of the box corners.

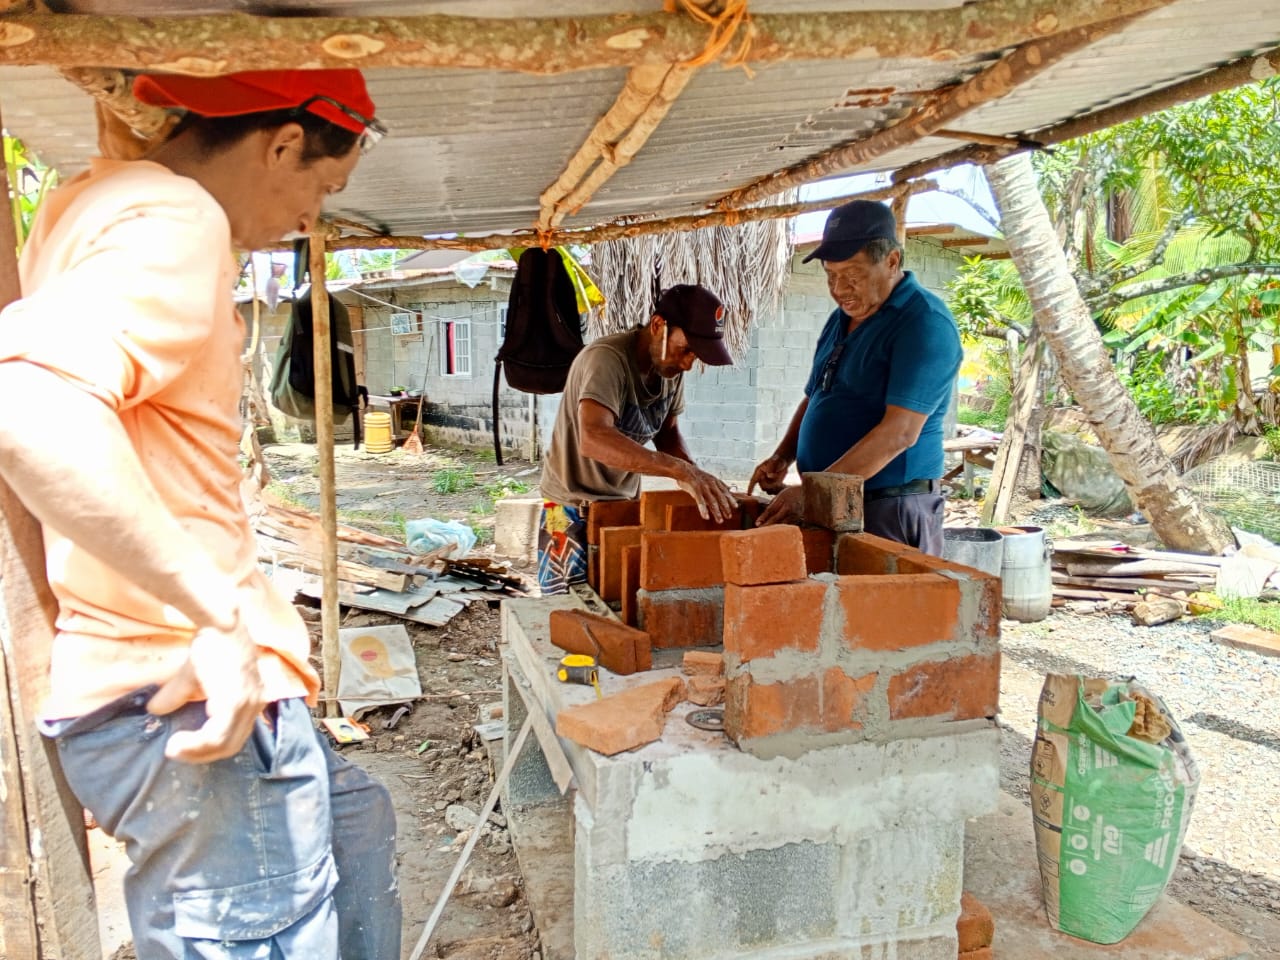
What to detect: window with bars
<box><xmin>439</xmin><ymin>318</ymin><xmax>472</xmax><ymax>377</ymax></box>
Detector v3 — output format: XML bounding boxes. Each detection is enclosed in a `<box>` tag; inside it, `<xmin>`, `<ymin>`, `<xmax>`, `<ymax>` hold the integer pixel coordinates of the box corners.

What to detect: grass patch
<box><xmin>432</xmin><ymin>465</ymin><xmax>476</xmax><ymax>495</ymax></box>
<box><xmin>485</xmin><ymin>477</ymin><xmax>532</xmax><ymax>501</ymax></box>
<box><xmin>957</xmin><ymin>403</ymin><xmax>1008</xmax><ymax>432</ymax></box>
<box><xmin>265</xmin><ymin>482</ymin><xmax>310</xmax><ymax>510</ymax></box>
<box><xmin>472</xmin><ymin>524</ymin><xmax>494</xmax><ymax>546</ymax></box>
<box><xmin>1203</xmin><ymin>597</ymin><xmax>1280</xmax><ymax>634</ymax></box>
<box><xmin>471</xmin><ymin>497</ymin><xmax>496</xmax><ymax>517</ymax></box>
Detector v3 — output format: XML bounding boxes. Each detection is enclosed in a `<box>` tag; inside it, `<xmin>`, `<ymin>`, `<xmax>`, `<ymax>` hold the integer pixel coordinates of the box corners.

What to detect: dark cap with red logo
<box><xmin>655</xmin><ymin>284</ymin><xmax>732</xmax><ymax>366</ymax></box>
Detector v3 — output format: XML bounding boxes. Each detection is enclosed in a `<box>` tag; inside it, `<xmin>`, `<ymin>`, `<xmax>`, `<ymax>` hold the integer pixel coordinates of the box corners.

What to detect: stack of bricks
<box><xmin>957</xmin><ymin>892</ymin><xmax>995</xmax><ymax>959</ymax></box>
<box><xmin>722</xmin><ymin>472</ymin><xmax>1001</xmax><ymax>757</ymax></box>
<box><xmin>592</xmin><ymin>489</ymin><xmax>762</xmax><ymax>633</ymax></box>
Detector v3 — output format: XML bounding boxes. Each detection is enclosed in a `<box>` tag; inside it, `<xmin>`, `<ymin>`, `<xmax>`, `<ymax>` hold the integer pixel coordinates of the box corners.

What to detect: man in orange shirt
<box><xmin>0</xmin><ymin>71</ymin><xmax>399</xmax><ymax>958</ymax></box>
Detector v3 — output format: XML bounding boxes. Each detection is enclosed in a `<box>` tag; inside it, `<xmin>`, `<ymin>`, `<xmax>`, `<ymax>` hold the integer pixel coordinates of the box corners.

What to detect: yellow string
<box><xmin>663</xmin><ymin>0</ymin><xmax>756</xmax><ymax>75</ymax></box>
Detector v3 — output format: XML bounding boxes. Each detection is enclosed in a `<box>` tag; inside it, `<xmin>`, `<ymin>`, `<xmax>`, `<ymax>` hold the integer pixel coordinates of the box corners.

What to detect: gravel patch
<box><xmin>997</xmin><ymin>608</ymin><xmax>1280</xmax><ymax>949</ymax></box>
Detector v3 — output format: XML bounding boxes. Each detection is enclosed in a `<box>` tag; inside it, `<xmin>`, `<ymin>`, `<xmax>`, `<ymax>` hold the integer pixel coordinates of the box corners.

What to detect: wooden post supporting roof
<box><xmin>0</xmin><ymin>101</ymin><xmax>102</xmax><ymax>960</ymax></box>
<box><xmin>307</xmin><ymin>236</ymin><xmax>342</xmax><ymax>719</ymax></box>
<box><xmin>0</xmin><ymin>0</ymin><xmax>1179</xmax><ymax>74</ymax></box>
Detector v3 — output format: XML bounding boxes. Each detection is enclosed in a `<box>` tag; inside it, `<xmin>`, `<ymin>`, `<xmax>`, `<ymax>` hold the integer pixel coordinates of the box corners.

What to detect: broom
<box><xmin>403</xmin><ymin>362</ymin><xmax>428</xmax><ymax>456</ymax></box>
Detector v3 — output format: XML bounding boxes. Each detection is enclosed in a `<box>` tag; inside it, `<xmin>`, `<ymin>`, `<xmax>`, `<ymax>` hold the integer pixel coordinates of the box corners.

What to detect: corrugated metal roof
<box><xmin>0</xmin><ymin>1</ymin><xmax>1277</xmax><ymax>241</ymax></box>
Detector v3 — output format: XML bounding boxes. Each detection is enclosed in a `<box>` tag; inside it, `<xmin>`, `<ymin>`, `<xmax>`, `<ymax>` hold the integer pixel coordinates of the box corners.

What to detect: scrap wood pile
<box><xmin>254</xmin><ymin>503</ymin><xmax>528</xmax><ymax>627</ymax></box>
<box><xmin>1051</xmin><ymin>537</ymin><xmax>1280</xmax><ymax>627</ymax></box>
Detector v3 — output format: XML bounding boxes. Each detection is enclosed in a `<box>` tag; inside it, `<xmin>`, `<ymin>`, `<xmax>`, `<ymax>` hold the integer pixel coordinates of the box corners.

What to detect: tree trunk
<box><xmin>984</xmin><ymin>154</ymin><xmax>1233</xmax><ymax>555</ymax></box>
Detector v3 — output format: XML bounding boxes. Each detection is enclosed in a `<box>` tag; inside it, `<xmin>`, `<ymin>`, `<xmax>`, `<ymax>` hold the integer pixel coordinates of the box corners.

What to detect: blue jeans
<box><xmin>43</xmin><ymin>688</ymin><xmax>401</xmax><ymax>959</ymax></box>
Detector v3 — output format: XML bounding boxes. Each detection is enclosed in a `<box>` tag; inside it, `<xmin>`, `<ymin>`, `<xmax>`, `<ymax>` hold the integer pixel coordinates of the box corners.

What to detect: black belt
<box><xmin>865</xmin><ymin>479</ymin><xmax>938</xmax><ymax>501</ymax></box>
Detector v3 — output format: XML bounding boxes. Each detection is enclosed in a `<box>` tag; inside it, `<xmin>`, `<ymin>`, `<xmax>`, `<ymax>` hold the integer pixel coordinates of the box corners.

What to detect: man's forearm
<box><xmin>824</xmin><ymin>419</ymin><xmax>914</xmax><ymax>482</ymax></box>
<box><xmin>0</xmin><ymin>363</ymin><xmax>241</xmax><ymax>631</ymax></box>
<box><xmin>580</xmin><ymin>425</ymin><xmax>689</xmax><ymax>482</ymax></box>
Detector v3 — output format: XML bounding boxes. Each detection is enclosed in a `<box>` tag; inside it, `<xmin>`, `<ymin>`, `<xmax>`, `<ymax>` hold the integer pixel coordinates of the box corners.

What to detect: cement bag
<box><xmin>1030</xmin><ymin>674</ymin><xmax>1199</xmax><ymax>944</ymax></box>
<box><xmin>1041</xmin><ymin>431</ymin><xmax>1135</xmax><ymax>517</ymax></box>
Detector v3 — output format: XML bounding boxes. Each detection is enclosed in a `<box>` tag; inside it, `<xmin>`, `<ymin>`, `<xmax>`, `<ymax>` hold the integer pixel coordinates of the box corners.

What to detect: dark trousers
<box><xmin>864</xmin><ymin>492</ymin><xmax>945</xmax><ymax>556</ymax></box>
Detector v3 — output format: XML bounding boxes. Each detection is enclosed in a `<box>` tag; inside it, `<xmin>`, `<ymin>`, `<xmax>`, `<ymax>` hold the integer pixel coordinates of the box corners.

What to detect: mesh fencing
<box><xmin>1184</xmin><ymin>458</ymin><xmax>1280</xmax><ymax>542</ymax></box>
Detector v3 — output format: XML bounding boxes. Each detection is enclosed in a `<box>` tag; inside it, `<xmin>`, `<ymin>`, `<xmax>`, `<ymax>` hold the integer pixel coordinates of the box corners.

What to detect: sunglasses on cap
<box><xmin>292</xmin><ymin>94</ymin><xmax>388</xmax><ymax>153</ymax></box>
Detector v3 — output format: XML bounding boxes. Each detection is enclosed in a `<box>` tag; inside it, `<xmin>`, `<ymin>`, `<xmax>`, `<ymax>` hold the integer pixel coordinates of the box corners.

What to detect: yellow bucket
<box><xmin>364</xmin><ymin>411</ymin><xmax>394</xmax><ymax>453</ymax></box>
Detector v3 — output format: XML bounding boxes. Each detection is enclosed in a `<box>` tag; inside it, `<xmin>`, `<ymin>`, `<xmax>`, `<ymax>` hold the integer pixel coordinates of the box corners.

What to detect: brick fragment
<box><xmin>555</xmin><ymin>677</ymin><xmax>686</xmax><ymax>755</ymax></box>
<box><xmin>801</xmin><ymin>471</ymin><xmax>865</xmax><ymax>532</ymax></box>
<box><xmin>957</xmin><ymin>892</ymin><xmax>995</xmax><ymax>952</ymax></box>
<box><xmin>720</xmin><ymin>525</ymin><xmax>807</xmax><ymax>586</ymax></box>
<box><xmin>586</xmin><ymin>498</ymin><xmax>640</xmax><ymax>545</ymax></box>
<box><xmin>682</xmin><ymin>650</ymin><xmax>725</xmax><ymax>677</ymax></box>
<box><xmin>821</xmin><ymin>667</ymin><xmax>876</xmax><ymax>732</ymax></box>
<box><xmin>958</xmin><ymin>950</ymin><xmax>992</xmax><ymax>960</ymax></box>
<box><xmin>640</xmin><ymin>531</ymin><xmax>726</xmax><ymax>591</ymax></box>
<box><xmin>687</xmin><ymin>675</ymin><xmax>726</xmax><ymax>706</ymax></box>
<box><xmin>836</xmin><ymin>574</ymin><xmax>960</xmax><ymax>651</ymax></box>
<box><xmin>801</xmin><ymin>526</ymin><xmax>837</xmax><ymax>574</ymax></box>
<box><xmin>888</xmin><ymin>653</ymin><xmax>1001</xmax><ymax>722</ymax></box>
<box><xmin>723</xmin><ymin>580</ymin><xmax>826</xmax><ymax>663</ymax></box>
<box><xmin>725</xmin><ymin>674</ymin><xmax>820</xmax><ymax>741</ymax></box>
<box><xmin>620</xmin><ymin>545</ymin><xmax>642</xmax><ymax>629</ymax></box>
<box><xmin>637</xmin><ymin>591</ymin><xmax>723</xmax><ymax>648</ymax></box>
<box><xmin>598</xmin><ymin>526</ymin><xmax>642</xmax><ymax>602</ymax></box>
<box><xmin>640</xmin><ymin>489</ymin><xmax>696</xmax><ymax>530</ymax></box>
<box><xmin>549</xmin><ymin>609</ymin><xmax>652</xmax><ymax>675</ymax></box>
<box><xmin>834</xmin><ymin>532</ymin><xmax>910</xmax><ymax>575</ymax></box>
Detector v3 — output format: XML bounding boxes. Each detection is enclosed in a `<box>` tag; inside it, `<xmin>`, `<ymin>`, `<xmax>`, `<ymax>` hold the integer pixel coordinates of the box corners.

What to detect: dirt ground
<box><xmin>96</xmin><ymin>444</ymin><xmax>1275</xmax><ymax>959</ymax></box>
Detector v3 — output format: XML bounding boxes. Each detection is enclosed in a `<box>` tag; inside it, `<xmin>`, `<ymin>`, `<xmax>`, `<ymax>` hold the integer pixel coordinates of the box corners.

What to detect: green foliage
<box><xmin>4</xmin><ymin>136</ymin><xmax>56</xmax><ymax>250</ymax></box>
<box><xmin>946</xmin><ymin>257</ymin><xmax>1032</xmax><ymax>341</ymax></box>
<box><xmin>1265</xmin><ymin>426</ymin><xmax>1280</xmax><ymax>461</ymax></box>
<box><xmin>1204</xmin><ymin>597</ymin><xmax>1280</xmax><ymax>634</ymax></box>
<box><xmin>1118</xmin><ymin>350</ymin><xmax>1221</xmax><ymax>424</ymax></box>
<box><xmin>432</xmin><ymin>465</ymin><xmax>476</xmax><ymax>495</ymax></box>
<box><xmin>485</xmin><ymin>477</ymin><xmax>532</xmax><ymax>501</ymax></box>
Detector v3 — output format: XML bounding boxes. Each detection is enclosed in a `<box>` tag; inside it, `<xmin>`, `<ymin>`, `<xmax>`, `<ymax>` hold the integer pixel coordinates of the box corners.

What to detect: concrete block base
<box><xmin>494</xmin><ymin>497</ymin><xmax>541</xmax><ymax>561</ymax></box>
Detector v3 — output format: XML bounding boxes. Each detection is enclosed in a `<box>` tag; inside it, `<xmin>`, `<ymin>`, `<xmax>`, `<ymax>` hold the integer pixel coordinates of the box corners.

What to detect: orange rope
<box><xmin>535</xmin><ymin>228</ymin><xmax>555</xmax><ymax>251</ymax></box>
<box><xmin>664</xmin><ymin>0</ymin><xmax>756</xmax><ymax>75</ymax></box>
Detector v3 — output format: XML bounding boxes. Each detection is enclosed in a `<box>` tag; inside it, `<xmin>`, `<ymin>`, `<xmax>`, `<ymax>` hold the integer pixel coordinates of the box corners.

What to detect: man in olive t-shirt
<box><xmin>537</xmin><ymin>284</ymin><xmax>737</xmax><ymax>594</ymax></box>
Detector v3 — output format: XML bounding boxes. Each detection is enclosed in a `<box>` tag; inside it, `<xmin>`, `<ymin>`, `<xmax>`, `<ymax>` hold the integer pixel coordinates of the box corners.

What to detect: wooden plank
<box><xmin>0</xmin><ymin>619</ymin><xmax>39</xmax><ymax>960</ymax></box>
<box><xmin>983</xmin><ymin>329</ymin><xmax>1041</xmax><ymax>524</ymax></box>
<box><xmin>1209</xmin><ymin>623</ymin><xmax>1280</xmax><ymax>658</ymax></box>
<box><xmin>1063</xmin><ymin>559</ymin><xmax>1219</xmax><ymax>578</ymax></box>
<box><xmin>1052</xmin><ymin>573</ymin><xmax>1208</xmax><ymax>593</ymax></box>
<box><xmin>0</xmin><ymin>94</ymin><xmax>101</xmax><ymax>959</ymax></box>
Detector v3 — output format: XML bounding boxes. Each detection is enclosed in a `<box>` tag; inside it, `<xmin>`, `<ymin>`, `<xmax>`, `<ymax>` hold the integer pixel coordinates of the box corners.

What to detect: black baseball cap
<box><xmin>802</xmin><ymin>199</ymin><xmax>898</xmax><ymax>263</ymax></box>
<box><xmin>655</xmin><ymin>284</ymin><xmax>733</xmax><ymax>366</ymax></box>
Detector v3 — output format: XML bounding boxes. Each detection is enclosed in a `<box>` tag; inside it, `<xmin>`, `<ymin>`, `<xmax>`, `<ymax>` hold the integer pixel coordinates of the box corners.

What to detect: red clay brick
<box><xmin>638</xmin><ymin>592</ymin><xmax>723</xmax><ymax>648</ymax></box>
<box><xmin>957</xmin><ymin>892</ymin><xmax>995</xmax><ymax>952</ymax></box>
<box><xmin>834</xmin><ymin>532</ymin><xmax>911</xmax><ymax>575</ymax></box>
<box><xmin>682</xmin><ymin>651</ymin><xmax>725</xmax><ymax>676</ymax></box>
<box><xmin>640</xmin><ymin>531</ymin><xmax>726</xmax><ymax>591</ymax></box>
<box><xmin>801</xmin><ymin>526</ymin><xmax>837</xmax><ymax>574</ymax></box>
<box><xmin>736</xmin><ymin>494</ymin><xmax>763</xmax><ymax>528</ymax></box>
<box><xmin>687</xmin><ymin>675</ymin><xmax>726</xmax><ymax>706</ymax></box>
<box><xmin>640</xmin><ymin>489</ymin><xmax>696</xmax><ymax>530</ymax></box>
<box><xmin>888</xmin><ymin>653</ymin><xmax>1001</xmax><ymax>722</ymax></box>
<box><xmin>958</xmin><ymin>950</ymin><xmax>992</xmax><ymax>960</ymax></box>
<box><xmin>555</xmin><ymin>677</ymin><xmax>686</xmax><ymax>755</ymax></box>
<box><xmin>664</xmin><ymin>494</ymin><xmax>764</xmax><ymax>532</ymax></box>
<box><xmin>598</xmin><ymin>526</ymin><xmax>642</xmax><ymax>602</ymax></box>
<box><xmin>586</xmin><ymin>498</ymin><xmax>640</xmax><ymax>545</ymax></box>
<box><xmin>725</xmin><ymin>674</ymin><xmax>821</xmax><ymax>741</ymax></box>
<box><xmin>723</xmin><ymin>580</ymin><xmax>826</xmax><ymax>663</ymax></box>
<box><xmin>837</xmin><ymin>574</ymin><xmax>960</xmax><ymax>651</ymax></box>
<box><xmin>620</xmin><ymin>545</ymin><xmax>642</xmax><ymax>630</ymax></box>
<box><xmin>549</xmin><ymin>609</ymin><xmax>651</xmax><ymax>676</ymax></box>
<box><xmin>720</xmin><ymin>525</ymin><xmax>807</xmax><ymax>586</ymax></box>
<box><xmin>822</xmin><ymin>667</ymin><xmax>876</xmax><ymax>732</ymax></box>
<box><xmin>801</xmin><ymin>471</ymin><xmax>865</xmax><ymax>532</ymax></box>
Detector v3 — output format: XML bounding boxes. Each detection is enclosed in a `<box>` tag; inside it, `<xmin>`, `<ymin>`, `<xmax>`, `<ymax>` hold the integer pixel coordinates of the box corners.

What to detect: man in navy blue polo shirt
<box><xmin>750</xmin><ymin>199</ymin><xmax>962</xmax><ymax>554</ymax></box>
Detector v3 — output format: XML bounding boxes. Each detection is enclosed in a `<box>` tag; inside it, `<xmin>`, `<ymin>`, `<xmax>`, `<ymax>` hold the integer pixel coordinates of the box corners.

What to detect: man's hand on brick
<box><xmin>747</xmin><ymin>452</ymin><xmax>790</xmax><ymax>496</ymax></box>
<box><xmin>756</xmin><ymin>484</ymin><xmax>804</xmax><ymax>526</ymax></box>
<box><xmin>675</xmin><ymin>460</ymin><xmax>737</xmax><ymax>524</ymax></box>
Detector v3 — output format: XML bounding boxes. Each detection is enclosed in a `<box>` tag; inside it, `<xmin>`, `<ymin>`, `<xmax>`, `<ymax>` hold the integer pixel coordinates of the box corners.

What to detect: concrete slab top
<box><xmin>967</xmin><ymin>793</ymin><xmax>1252</xmax><ymax>960</ymax></box>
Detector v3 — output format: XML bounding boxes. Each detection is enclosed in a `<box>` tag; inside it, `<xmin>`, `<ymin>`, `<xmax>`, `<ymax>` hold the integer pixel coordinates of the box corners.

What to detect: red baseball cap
<box><xmin>133</xmin><ymin>69</ymin><xmax>379</xmax><ymax>139</ymax></box>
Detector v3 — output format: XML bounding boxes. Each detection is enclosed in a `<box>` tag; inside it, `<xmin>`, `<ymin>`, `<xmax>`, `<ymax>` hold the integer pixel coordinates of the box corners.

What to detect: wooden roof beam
<box><xmin>893</xmin><ymin>45</ymin><xmax>1280</xmax><ymax>184</ymax></box>
<box><xmin>711</xmin><ymin>7</ymin><xmax>1170</xmax><ymax>209</ymax></box>
<box><xmin>304</xmin><ymin>179</ymin><xmax>934</xmax><ymax>253</ymax></box>
<box><xmin>537</xmin><ymin>63</ymin><xmax>696</xmax><ymax>231</ymax></box>
<box><xmin>0</xmin><ymin>0</ymin><xmax>1184</xmax><ymax>74</ymax></box>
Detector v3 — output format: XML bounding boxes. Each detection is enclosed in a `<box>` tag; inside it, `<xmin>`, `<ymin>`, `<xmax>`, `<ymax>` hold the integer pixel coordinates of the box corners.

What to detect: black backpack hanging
<box><xmin>269</xmin><ymin>237</ymin><xmax>365</xmax><ymax>449</ymax></box>
<box><xmin>491</xmin><ymin>247</ymin><xmax>585</xmax><ymax>464</ymax></box>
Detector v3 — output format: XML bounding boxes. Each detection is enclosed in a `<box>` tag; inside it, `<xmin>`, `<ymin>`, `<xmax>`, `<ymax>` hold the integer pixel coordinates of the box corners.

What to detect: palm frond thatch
<box><xmin>586</xmin><ymin>205</ymin><xmax>794</xmax><ymax>360</ymax></box>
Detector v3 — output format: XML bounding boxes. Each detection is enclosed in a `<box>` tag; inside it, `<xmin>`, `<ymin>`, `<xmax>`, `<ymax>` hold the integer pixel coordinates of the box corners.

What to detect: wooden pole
<box><xmin>982</xmin><ymin>328</ymin><xmax>1042</xmax><ymax>525</ymax></box>
<box><xmin>308</xmin><ymin>236</ymin><xmax>341</xmax><ymax>718</ymax></box>
<box><xmin>712</xmin><ymin>11</ymin><xmax>1158</xmax><ymax>209</ymax></box>
<box><xmin>0</xmin><ymin>104</ymin><xmax>101</xmax><ymax>959</ymax></box>
<box><xmin>300</xmin><ymin>179</ymin><xmax>933</xmax><ymax>254</ymax></box>
<box><xmin>0</xmin><ymin>0</ymin><xmax>1177</xmax><ymax>74</ymax></box>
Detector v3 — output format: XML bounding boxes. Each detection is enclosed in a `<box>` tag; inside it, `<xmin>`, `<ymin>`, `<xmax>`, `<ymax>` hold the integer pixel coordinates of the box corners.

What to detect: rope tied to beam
<box><xmin>535</xmin><ymin>228</ymin><xmax>555</xmax><ymax>252</ymax></box>
<box><xmin>664</xmin><ymin>0</ymin><xmax>756</xmax><ymax>75</ymax></box>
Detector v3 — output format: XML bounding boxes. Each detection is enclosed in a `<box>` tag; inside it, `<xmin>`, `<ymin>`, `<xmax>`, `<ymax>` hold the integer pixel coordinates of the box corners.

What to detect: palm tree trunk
<box><xmin>985</xmin><ymin>154</ymin><xmax>1233</xmax><ymax>555</ymax></box>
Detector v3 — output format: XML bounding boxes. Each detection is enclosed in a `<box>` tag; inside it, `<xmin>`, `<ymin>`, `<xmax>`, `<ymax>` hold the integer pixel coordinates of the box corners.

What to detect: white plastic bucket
<box><xmin>998</xmin><ymin>525</ymin><xmax>1053</xmax><ymax>622</ymax></box>
<box><xmin>942</xmin><ymin>527</ymin><xmax>1005</xmax><ymax>577</ymax></box>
